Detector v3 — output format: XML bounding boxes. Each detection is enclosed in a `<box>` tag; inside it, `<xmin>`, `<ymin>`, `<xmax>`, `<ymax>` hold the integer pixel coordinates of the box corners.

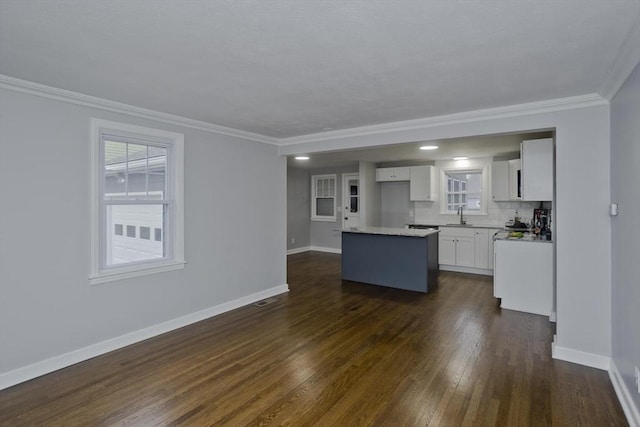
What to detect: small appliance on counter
<box><xmin>532</xmin><ymin>208</ymin><xmax>551</xmax><ymax>240</ymax></box>
<box><xmin>505</xmin><ymin>210</ymin><xmax>529</xmax><ymax>230</ymax></box>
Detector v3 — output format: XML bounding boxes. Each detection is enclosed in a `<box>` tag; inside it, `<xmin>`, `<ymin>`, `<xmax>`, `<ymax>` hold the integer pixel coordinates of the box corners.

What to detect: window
<box><xmin>126</xmin><ymin>225</ymin><xmax>137</xmax><ymax>238</ymax></box>
<box><xmin>140</xmin><ymin>226</ymin><xmax>151</xmax><ymax>240</ymax></box>
<box><xmin>311</xmin><ymin>174</ymin><xmax>336</xmax><ymax>221</ymax></box>
<box><xmin>442</xmin><ymin>169</ymin><xmax>485</xmax><ymax>214</ymax></box>
<box><xmin>90</xmin><ymin>119</ymin><xmax>184</xmax><ymax>285</ymax></box>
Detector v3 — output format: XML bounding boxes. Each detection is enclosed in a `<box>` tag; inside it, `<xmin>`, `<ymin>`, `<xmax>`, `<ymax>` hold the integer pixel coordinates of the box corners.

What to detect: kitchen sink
<box><xmin>445</xmin><ymin>223</ymin><xmax>473</xmax><ymax>227</ymax></box>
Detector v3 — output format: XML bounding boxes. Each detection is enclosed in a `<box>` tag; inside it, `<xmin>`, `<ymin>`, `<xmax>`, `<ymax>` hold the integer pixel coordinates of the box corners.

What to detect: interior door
<box><xmin>342</xmin><ymin>173</ymin><xmax>360</xmax><ymax>229</ymax></box>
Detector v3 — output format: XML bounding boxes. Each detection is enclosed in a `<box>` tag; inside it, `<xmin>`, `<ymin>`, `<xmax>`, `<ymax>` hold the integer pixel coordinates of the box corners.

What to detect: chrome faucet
<box><xmin>458</xmin><ymin>206</ymin><xmax>466</xmax><ymax>225</ymax></box>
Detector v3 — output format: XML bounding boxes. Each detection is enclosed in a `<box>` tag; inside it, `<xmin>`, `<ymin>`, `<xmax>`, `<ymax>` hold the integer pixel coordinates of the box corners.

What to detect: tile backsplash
<box><xmin>413</xmin><ymin>200</ymin><xmax>552</xmax><ymax>228</ymax></box>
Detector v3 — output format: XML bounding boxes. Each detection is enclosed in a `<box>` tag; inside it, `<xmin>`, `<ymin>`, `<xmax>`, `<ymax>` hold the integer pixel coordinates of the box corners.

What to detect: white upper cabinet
<box><xmin>409</xmin><ymin>165</ymin><xmax>437</xmax><ymax>202</ymax></box>
<box><xmin>491</xmin><ymin>161</ymin><xmax>510</xmax><ymax>201</ymax></box>
<box><xmin>491</xmin><ymin>159</ymin><xmax>521</xmax><ymax>201</ymax></box>
<box><xmin>376</xmin><ymin>167</ymin><xmax>411</xmax><ymax>182</ymax></box>
<box><xmin>521</xmin><ymin>138</ymin><xmax>554</xmax><ymax>201</ymax></box>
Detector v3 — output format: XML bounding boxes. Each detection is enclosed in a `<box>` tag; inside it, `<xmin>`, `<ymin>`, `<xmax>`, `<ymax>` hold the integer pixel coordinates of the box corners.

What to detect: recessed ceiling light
<box><xmin>453</xmin><ymin>156</ymin><xmax>469</xmax><ymax>160</ymax></box>
<box><xmin>419</xmin><ymin>145</ymin><xmax>439</xmax><ymax>150</ymax></box>
<box><xmin>295</xmin><ymin>156</ymin><xmax>310</xmax><ymax>160</ymax></box>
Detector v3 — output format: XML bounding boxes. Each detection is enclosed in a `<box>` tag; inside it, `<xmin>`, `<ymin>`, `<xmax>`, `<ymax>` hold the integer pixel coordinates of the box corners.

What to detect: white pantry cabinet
<box><xmin>409</xmin><ymin>165</ymin><xmax>437</xmax><ymax>202</ymax></box>
<box><xmin>521</xmin><ymin>138</ymin><xmax>553</xmax><ymax>201</ymax></box>
<box><xmin>376</xmin><ymin>167</ymin><xmax>411</xmax><ymax>182</ymax></box>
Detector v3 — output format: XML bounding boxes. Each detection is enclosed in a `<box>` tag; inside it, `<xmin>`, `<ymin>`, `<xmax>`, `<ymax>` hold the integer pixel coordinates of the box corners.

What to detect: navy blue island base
<box><xmin>341</xmin><ymin>228</ymin><xmax>439</xmax><ymax>293</ymax></box>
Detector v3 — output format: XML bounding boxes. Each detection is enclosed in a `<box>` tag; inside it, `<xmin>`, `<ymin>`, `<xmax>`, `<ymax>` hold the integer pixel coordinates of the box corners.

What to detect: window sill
<box><xmin>89</xmin><ymin>260</ymin><xmax>186</xmax><ymax>285</ymax></box>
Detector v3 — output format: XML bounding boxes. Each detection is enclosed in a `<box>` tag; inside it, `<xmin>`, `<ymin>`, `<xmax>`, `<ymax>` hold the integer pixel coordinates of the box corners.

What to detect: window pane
<box><xmin>316</xmin><ymin>198</ymin><xmax>334</xmax><ymax>216</ymax></box>
<box><xmin>104</xmin><ymin>140</ymin><xmax>127</xmax><ymax>198</ymax></box>
<box><xmin>114</xmin><ymin>224</ymin><xmax>123</xmax><ymax>236</ymax></box>
<box><xmin>148</xmin><ymin>146</ymin><xmax>167</xmax><ymax>198</ymax></box>
<box><xmin>154</xmin><ymin>228</ymin><xmax>162</xmax><ymax>242</ymax></box>
<box><xmin>140</xmin><ymin>226</ymin><xmax>151</xmax><ymax>240</ymax></box>
<box><xmin>106</xmin><ymin>204</ymin><xmax>165</xmax><ymax>266</ymax></box>
<box><xmin>349</xmin><ymin>196</ymin><xmax>358</xmax><ymax>213</ymax></box>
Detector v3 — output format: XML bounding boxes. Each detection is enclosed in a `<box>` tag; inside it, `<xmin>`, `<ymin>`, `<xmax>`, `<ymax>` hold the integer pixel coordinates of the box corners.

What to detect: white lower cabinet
<box><xmin>440</xmin><ymin>227</ymin><xmax>503</xmax><ymax>273</ymax></box>
<box><xmin>493</xmin><ymin>240</ymin><xmax>553</xmax><ymax>316</ymax></box>
<box><xmin>439</xmin><ymin>227</ymin><xmax>476</xmax><ymax>268</ymax></box>
<box><xmin>473</xmin><ymin>229</ymin><xmax>489</xmax><ymax>268</ymax></box>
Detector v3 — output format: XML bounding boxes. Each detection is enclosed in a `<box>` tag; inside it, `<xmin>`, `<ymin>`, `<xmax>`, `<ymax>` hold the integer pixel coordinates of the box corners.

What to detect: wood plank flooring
<box><xmin>0</xmin><ymin>251</ymin><xmax>628</xmax><ymax>426</ymax></box>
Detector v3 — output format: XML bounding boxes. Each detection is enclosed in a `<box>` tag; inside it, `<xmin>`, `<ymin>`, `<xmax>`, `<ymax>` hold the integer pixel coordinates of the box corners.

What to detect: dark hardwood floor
<box><xmin>0</xmin><ymin>252</ymin><xmax>628</xmax><ymax>426</ymax></box>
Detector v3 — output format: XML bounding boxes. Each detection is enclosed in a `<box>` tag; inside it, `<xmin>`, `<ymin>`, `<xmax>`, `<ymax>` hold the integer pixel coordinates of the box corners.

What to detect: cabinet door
<box><xmin>409</xmin><ymin>165</ymin><xmax>436</xmax><ymax>201</ymax></box>
<box><xmin>376</xmin><ymin>168</ymin><xmax>394</xmax><ymax>182</ymax></box>
<box><xmin>438</xmin><ymin>235</ymin><xmax>457</xmax><ymax>265</ymax></box>
<box><xmin>394</xmin><ymin>167</ymin><xmax>411</xmax><ymax>181</ymax></box>
<box><xmin>491</xmin><ymin>161</ymin><xmax>510</xmax><ymax>201</ymax></box>
<box><xmin>493</xmin><ymin>241</ymin><xmax>504</xmax><ymax>297</ymax></box>
<box><xmin>487</xmin><ymin>229</ymin><xmax>500</xmax><ymax>270</ymax></box>
<box><xmin>456</xmin><ymin>236</ymin><xmax>475</xmax><ymax>267</ymax></box>
<box><xmin>473</xmin><ymin>229</ymin><xmax>489</xmax><ymax>268</ymax></box>
<box><xmin>521</xmin><ymin>138</ymin><xmax>553</xmax><ymax>201</ymax></box>
<box><xmin>508</xmin><ymin>159</ymin><xmax>521</xmax><ymax>200</ymax></box>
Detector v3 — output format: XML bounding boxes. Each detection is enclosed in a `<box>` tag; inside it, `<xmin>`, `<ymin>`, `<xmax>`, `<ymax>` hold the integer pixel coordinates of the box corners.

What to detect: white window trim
<box><xmin>90</xmin><ymin>118</ymin><xmax>185</xmax><ymax>285</ymax></box>
<box><xmin>440</xmin><ymin>167</ymin><xmax>489</xmax><ymax>216</ymax></box>
<box><xmin>311</xmin><ymin>174</ymin><xmax>337</xmax><ymax>222</ymax></box>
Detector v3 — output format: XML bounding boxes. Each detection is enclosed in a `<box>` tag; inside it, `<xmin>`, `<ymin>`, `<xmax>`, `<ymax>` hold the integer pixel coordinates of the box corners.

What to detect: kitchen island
<box><xmin>341</xmin><ymin>227</ymin><xmax>439</xmax><ymax>293</ymax></box>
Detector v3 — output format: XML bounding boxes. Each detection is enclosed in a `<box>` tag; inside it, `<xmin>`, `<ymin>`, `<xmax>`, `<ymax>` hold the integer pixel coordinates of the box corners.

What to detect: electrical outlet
<box><xmin>291</xmin><ymin>237</ymin><xmax>295</xmax><ymax>244</ymax></box>
<box><xmin>635</xmin><ymin>366</ymin><xmax>640</xmax><ymax>394</ymax></box>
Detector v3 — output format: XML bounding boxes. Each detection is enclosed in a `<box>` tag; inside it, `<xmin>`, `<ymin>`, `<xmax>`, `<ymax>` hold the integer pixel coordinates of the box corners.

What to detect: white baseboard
<box><xmin>439</xmin><ymin>265</ymin><xmax>493</xmax><ymax>276</ymax></box>
<box><xmin>549</xmin><ymin>311</ymin><xmax>557</xmax><ymax>322</ymax></box>
<box><xmin>551</xmin><ymin>335</ymin><xmax>611</xmax><ymax>370</ymax></box>
<box><xmin>286</xmin><ymin>246</ymin><xmax>342</xmax><ymax>255</ymax></box>
<box><xmin>310</xmin><ymin>246</ymin><xmax>342</xmax><ymax>254</ymax></box>
<box><xmin>0</xmin><ymin>284</ymin><xmax>289</xmax><ymax>391</ymax></box>
<box><xmin>609</xmin><ymin>360</ymin><xmax>640</xmax><ymax>427</ymax></box>
<box><xmin>287</xmin><ymin>246</ymin><xmax>311</xmax><ymax>255</ymax></box>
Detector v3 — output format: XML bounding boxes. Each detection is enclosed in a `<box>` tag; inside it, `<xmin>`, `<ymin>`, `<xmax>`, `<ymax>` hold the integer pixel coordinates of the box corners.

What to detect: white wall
<box><xmin>380</xmin><ymin>181</ymin><xmax>411</xmax><ymax>227</ymax></box>
<box><xmin>610</xmin><ymin>63</ymin><xmax>640</xmax><ymax>415</ymax></box>
<box><xmin>280</xmin><ymin>97</ymin><xmax>613</xmax><ymax>366</ymax></box>
<box><xmin>287</xmin><ymin>167</ymin><xmax>310</xmax><ymax>251</ymax></box>
<box><xmin>358</xmin><ymin>161</ymin><xmax>381</xmax><ymax>228</ymax></box>
<box><xmin>0</xmin><ymin>87</ymin><xmax>287</xmax><ymax>385</ymax></box>
<box><xmin>308</xmin><ymin>165</ymin><xmax>358</xmax><ymax>251</ymax></box>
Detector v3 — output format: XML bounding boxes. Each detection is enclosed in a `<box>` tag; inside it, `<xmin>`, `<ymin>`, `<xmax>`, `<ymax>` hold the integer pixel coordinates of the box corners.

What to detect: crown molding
<box><xmin>277</xmin><ymin>93</ymin><xmax>608</xmax><ymax>147</ymax></box>
<box><xmin>599</xmin><ymin>21</ymin><xmax>640</xmax><ymax>101</ymax></box>
<box><xmin>0</xmin><ymin>75</ymin><xmax>279</xmax><ymax>145</ymax></box>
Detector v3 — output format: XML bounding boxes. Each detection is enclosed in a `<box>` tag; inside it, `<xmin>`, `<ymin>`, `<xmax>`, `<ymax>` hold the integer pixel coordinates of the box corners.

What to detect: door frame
<box><xmin>342</xmin><ymin>173</ymin><xmax>360</xmax><ymax>229</ymax></box>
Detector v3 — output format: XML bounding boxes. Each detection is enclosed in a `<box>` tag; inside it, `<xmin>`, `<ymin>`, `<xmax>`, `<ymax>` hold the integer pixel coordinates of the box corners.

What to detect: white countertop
<box><xmin>409</xmin><ymin>223</ymin><xmax>504</xmax><ymax>229</ymax></box>
<box><xmin>493</xmin><ymin>230</ymin><xmax>553</xmax><ymax>243</ymax></box>
<box><xmin>341</xmin><ymin>226</ymin><xmax>439</xmax><ymax>238</ymax></box>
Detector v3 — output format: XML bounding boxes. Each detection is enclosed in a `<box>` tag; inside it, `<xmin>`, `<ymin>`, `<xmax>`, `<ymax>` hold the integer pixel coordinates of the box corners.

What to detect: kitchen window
<box><xmin>90</xmin><ymin>119</ymin><xmax>185</xmax><ymax>285</ymax></box>
<box><xmin>311</xmin><ymin>174</ymin><xmax>337</xmax><ymax>221</ymax></box>
<box><xmin>442</xmin><ymin>169</ymin><xmax>486</xmax><ymax>214</ymax></box>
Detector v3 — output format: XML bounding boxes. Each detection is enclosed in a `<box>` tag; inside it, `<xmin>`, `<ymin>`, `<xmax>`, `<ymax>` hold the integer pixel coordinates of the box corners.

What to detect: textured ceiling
<box><xmin>0</xmin><ymin>0</ymin><xmax>638</xmax><ymax>139</ymax></box>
